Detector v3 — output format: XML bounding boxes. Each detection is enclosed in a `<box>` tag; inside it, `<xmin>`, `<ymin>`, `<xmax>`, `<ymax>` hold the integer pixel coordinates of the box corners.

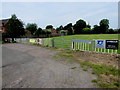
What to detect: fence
<box><xmin>72</xmin><ymin>39</ymin><xmax>119</xmax><ymax>54</ymax></box>
<box><xmin>15</xmin><ymin>38</ymin><xmax>119</xmax><ymax>54</ymax></box>
<box><xmin>15</xmin><ymin>38</ymin><xmax>29</xmax><ymax>43</ymax></box>
<box><xmin>53</xmin><ymin>37</ymin><xmax>72</xmax><ymax>49</ymax></box>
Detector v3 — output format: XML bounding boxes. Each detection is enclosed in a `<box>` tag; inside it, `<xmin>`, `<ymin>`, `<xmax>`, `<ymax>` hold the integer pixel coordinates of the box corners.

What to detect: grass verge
<box><xmin>54</xmin><ymin>49</ymin><xmax>120</xmax><ymax>88</ymax></box>
<box><xmin>80</xmin><ymin>61</ymin><xmax>120</xmax><ymax>88</ymax></box>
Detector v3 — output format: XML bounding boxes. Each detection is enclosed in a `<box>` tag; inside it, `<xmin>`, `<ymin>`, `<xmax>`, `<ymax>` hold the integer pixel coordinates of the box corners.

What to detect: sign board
<box><xmin>29</xmin><ymin>39</ymin><xmax>36</xmax><ymax>43</ymax></box>
<box><xmin>95</xmin><ymin>40</ymin><xmax>106</xmax><ymax>48</ymax></box>
<box><xmin>36</xmin><ymin>38</ymin><xmax>43</xmax><ymax>44</ymax></box>
<box><xmin>106</xmin><ymin>40</ymin><xmax>119</xmax><ymax>49</ymax></box>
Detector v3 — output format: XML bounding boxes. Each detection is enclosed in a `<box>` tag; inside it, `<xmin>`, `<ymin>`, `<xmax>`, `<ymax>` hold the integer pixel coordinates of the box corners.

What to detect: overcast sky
<box><xmin>1</xmin><ymin>2</ymin><xmax>118</xmax><ymax>29</ymax></box>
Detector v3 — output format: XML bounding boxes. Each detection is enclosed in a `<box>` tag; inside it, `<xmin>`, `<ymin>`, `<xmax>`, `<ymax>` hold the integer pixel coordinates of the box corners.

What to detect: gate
<box><xmin>53</xmin><ymin>37</ymin><xmax>72</xmax><ymax>49</ymax></box>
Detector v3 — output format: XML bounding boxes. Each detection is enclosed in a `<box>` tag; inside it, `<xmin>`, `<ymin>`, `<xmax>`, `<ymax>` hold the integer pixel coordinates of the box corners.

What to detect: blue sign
<box><xmin>97</xmin><ymin>40</ymin><xmax>104</xmax><ymax>45</ymax></box>
<box><xmin>96</xmin><ymin>40</ymin><xmax>106</xmax><ymax>48</ymax></box>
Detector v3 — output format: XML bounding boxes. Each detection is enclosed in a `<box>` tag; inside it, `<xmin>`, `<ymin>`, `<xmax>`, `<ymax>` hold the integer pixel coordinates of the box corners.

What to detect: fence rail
<box><xmin>14</xmin><ymin>38</ymin><xmax>119</xmax><ymax>54</ymax></box>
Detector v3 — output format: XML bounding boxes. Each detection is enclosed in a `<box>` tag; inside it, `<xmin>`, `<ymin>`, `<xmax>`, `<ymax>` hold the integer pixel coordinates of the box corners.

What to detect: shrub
<box><xmin>82</xmin><ymin>28</ymin><xmax>92</xmax><ymax>34</ymax></box>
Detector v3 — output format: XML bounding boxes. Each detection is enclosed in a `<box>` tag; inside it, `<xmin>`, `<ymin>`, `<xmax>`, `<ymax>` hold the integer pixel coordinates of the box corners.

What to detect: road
<box><xmin>2</xmin><ymin>43</ymin><xmax>97</xmax><ymax>88</ymax></box>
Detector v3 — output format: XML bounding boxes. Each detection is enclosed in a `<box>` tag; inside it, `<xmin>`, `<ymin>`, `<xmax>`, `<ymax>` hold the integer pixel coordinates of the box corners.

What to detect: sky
<box><xmin>1</xmin><ymin>2</ymin><xmax>118</xmax><ymax>29</ymax></box>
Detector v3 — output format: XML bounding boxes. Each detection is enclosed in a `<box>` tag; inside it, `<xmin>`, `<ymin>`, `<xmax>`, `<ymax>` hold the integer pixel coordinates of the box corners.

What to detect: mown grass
<box><xmin>56</xmin><ymin>34</ymin><xmax>119</xmax><ymax>40</ymax></box>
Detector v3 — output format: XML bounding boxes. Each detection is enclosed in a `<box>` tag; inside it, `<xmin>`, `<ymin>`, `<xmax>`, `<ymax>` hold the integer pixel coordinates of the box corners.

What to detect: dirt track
<box><xmin>2</xmin><ymin>43</ymin><xmax>97</xmax><ymax>88</ymax></box>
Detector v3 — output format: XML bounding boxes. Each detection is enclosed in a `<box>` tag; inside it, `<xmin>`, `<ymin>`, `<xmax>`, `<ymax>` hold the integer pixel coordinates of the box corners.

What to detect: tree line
<box><xmin>57</xmin><ymin>19</ymin><xmax>120</xmax><ymax>35</ymax></box>
<box><xmin>2</xmin><ymin>14</ymin><xmax>120</xmax><ymax>41</ymax></box>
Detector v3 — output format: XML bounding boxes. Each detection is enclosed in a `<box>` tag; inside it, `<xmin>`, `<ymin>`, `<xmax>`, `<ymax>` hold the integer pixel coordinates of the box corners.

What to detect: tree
<box><xmin>82</xmin><ymin>28</ymin><xmax>92</xmax><ymax>34</ymax></box>
<box><xmin>63</xmin><ymin>23</ymin><xmax>73</xmax><ymax>35</ymax></box>
<box><xmin>60</xmin><ymin>30</ymin><xmax>66</xmax><ymax>36</ymax></box>
<box><xmin>56</xmin><ymin>25</ymin><xmax>63</xmax><ymax>33</ymax></box>
<box><xmin>86</xmin><ymin>24</ymin><xmax>91</xmax><ymax>28</ymax></box>
<box><xmin>46</xmin><ymin>25</ymin><xmax>53</xmax><ymax>29</ymax></box>
<box><xmin>34</xmin><ymin>27</ymin><xmax>42</xmax><ymax>37</ymax></box>
<box><xmin>41</xmin><ymin>30</ymin><xmax>46</xmax><ymax>35</ymax></box>
<box><xmin>73</xmin><ymin>19</ymin><xmax>86</xmax><ymax>34</ymax></box>
<box><xmin>63</xmin><ymin>23</ymin><xmax>72</xmax><ymax>30</ymax></box>
<box><xmin>67</xmin><ymin>27</ymin><xmax>74</xmax><ymax>35</ymax></box>
<box><xmin>106</xmin><ymin>28</ymin><xmax>114</xmax><ymax>34</ymax></box>
<box><xmin>26</xmin><ymin>23</ymin><xmax>37</xmax><ymax>35</ymax></box>
<box><xmin>92</xmin><ymin>25</ymin><xmax>101</xmax><ymax>34</ymax></box>
<box><xmin>46</xmin><ymin>30</ymin><xmax>51</xmax><ymax>37</ymax></box>
<box><xmin>118</xmin><ymin>29</ymin><xmax>120</xmax><ymax>33</ymax></box>
<box><xmin>99</xmin><ymin>19</ymin><xmax>109</xmax><ymax>33</ymax></box>
<box><xmin>114</xmin><ymin>29</ymin><xmax>120</xmax><ymax>34</ymax></box>
<box><xmin>5</xmin><ymin>14</ymin><xmax>25</xmax><ymax>41</ymax></box>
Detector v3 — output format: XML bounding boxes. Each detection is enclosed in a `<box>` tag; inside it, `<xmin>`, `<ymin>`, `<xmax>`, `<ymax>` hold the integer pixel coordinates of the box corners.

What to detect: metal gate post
<box><xmin>91</xmin><ymin>40</ymin><xmax>95</xmax><ymax>52</ymax></box>
<box><xmin>52</xmin><ymin>38</ymin><xmax>54</xmax><ymax>47</ymax></box>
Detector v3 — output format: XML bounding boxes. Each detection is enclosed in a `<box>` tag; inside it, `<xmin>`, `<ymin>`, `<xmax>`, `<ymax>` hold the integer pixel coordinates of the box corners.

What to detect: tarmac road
<box><xmin>2</xmin><ymin>43</ymin><xmax>97</xmax><ymax>88</ymax></box>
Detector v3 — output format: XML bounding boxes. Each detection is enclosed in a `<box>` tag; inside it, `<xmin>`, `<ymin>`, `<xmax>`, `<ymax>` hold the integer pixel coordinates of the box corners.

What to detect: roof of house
<box><xmin>0</xmin><ymin>19</ymin><xmax>9</xmax><ymax>26</ymax></box>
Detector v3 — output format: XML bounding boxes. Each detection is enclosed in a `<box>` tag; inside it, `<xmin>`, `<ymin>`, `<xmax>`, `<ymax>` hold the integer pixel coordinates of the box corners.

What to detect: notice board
<box><xmin>106</xmin><ymin>40</ymin><xmax>119</xmax><ymax>49</ymax></box>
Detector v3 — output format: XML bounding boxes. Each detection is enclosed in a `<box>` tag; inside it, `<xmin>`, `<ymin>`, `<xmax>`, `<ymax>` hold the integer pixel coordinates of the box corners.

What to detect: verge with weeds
<box><xmin>54</xmin><ymin>49</ymin><xmax>120</xmax><ymax>88</ymax></box>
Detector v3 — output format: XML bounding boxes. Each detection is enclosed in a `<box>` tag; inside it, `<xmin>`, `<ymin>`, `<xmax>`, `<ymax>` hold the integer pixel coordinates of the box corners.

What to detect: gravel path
<box><xmin>2</xmin><ymin>43</ymin><xmax>97</xmax><ymax>88</ymax></box>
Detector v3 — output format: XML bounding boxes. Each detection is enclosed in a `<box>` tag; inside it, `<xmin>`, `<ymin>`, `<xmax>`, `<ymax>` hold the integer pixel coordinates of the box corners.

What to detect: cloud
<box><xmin>1</xmin><ymin>2</ymin><xmax>118</xmax><ymax>29</ymax></box>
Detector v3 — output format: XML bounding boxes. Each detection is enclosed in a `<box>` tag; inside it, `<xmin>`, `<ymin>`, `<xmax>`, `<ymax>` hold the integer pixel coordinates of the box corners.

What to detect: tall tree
<box><xmin>73</xmin><ymin>19</ymin><xmax>86</xmax><ymax>34</ymax></box>
<box><xmin>46</xmin><ymin>30</ymin><xmax>51</xmax><ymax>37</ymax></box>
<box><xmin>86</xmin><ymin>24</ymin><xmax>91</xmax><ymax>28</ymax></box>
<box><xmin>106</xmin><ymin>28</ymin><xmax>114</xmax><ymax>34</ymax></box>
<box><xmin>56</xmin><ymin>25</ymin><xmax>63</xmax><ymax>33</ymax></box>
<box><xmin>5</xmin><ymin>14</ymin><xmax>25</xmax><ymax>41</ymax></box>
<box><xmin>92</xmin><ymin>25</ymin><xmax>101</xmax><ymax>34</ymax></box>
<box><xmin>26</xmin><ymin>23</ymin><xmax>37</xmax><ymax>35</ymax></box>
<box><xmin>34</xmin><ymin>27</ymin><xmax>42</xmax><ymax>37</ymax></box>
<box><xmin>99</xmin><ymin>19</ymin><xmax>109</xmax><ymax>33</ymax></box>
<box><xmin>63</xmin><ymin>23</ymin><xmax>72</xmax><ymax>30</ymax></box>
<box><xmin>63</xmin><ymin>23</ymin><xmax>73</xmax><ymax>35</ymax></box>
<box><xmin>46</xmin><ymin>25</ymin><xmax>53</xmax><ymax>29</ymax></box>
<box><xmin>67</xmin><ymin>27</ymin><xmax>74</xmax><ymax>35</ymax></box>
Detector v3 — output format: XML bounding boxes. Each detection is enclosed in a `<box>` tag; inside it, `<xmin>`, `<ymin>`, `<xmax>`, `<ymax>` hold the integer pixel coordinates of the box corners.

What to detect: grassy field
<box><xmin>54</xmin><ymin>34</ymin><xmax>119</xmax><ymax>40</ymax></box>
<box><xmin>52</xmin><ymin>34</ymin><xmax>120</xmax><ymax>54</ymax></box>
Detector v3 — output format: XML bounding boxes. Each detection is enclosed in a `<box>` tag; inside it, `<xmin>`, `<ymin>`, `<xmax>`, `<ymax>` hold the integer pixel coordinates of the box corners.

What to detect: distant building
<box><xmin>0</xmin><ymin>19</ymin><xmax>9</xmax><ymax>33</ymax></box>
<box><xmin>60</xmin><ymin>30</ymin><xmax>68</xmax><ymax>36</ymax></box>
<box><xmin>43</xmin><ymin>28</ymin><xmax>59</xmax><ymax>36</ymax></box>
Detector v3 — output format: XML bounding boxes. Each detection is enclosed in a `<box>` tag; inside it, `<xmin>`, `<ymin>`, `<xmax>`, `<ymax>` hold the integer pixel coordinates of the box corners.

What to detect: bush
<box><xmin>82</xmin><ymin>28</ymin><xmax>92</xmax><ymax>34</ymax></box>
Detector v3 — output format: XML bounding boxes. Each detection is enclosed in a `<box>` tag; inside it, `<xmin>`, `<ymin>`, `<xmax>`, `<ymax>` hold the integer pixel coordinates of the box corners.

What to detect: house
<box><xmin>0</xmin><ymin>19</ymin><xmax>12</xmax><ymax>40</ymax></box>
<box><xmin>0</xmin><ymin>19</ymin><xmax>9</xmax><ymax>33</ymax></box>
<box><xmin>43</xmin><ymin>28</ymin><xmax>59</xmax><ymax>37</ymax></box>
<box><xmin>60</xmin><ymin>30</ymin><xmax>68</xmax><ymax>36</ymax></box>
